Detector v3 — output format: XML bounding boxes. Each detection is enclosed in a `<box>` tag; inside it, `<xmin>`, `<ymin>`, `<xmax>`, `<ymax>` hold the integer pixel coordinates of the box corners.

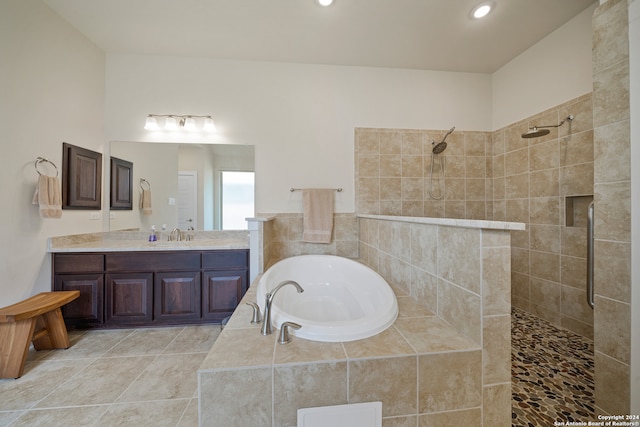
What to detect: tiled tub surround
<box><xmin>251</xmin><ymin>213</ymin><xmax>359</xmax><ymax>271</ymax></box>
<box><xmin>199</xmin><ymin>215</ymin><xmax>523</xmax><ymax>426</ymax></box>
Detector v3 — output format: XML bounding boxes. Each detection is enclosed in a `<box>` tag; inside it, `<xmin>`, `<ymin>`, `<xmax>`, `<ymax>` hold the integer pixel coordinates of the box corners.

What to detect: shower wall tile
<box><xmin>530</xmin><ymin>251</ymin><xmax>560</xmax><ymax>283</ymax></box>
<box><xmin>483</xmin><ymin>383</ymin><xmax>512</xmax><ymax>427</ymax></box>
<box><xmin>482</xmin><ymin>315</ymin><xmax>511</xmax><ymax>384</ymax></box>
<box><xmin>530</xmin><ymin>169</ymin><xmax>559</xmax><ymax>197</ymax></box>
<box><xmin>530</xmin><ymin>224</ymin><xmax>561</xmax><ymax>254</ymax></box>
<box><xmin>594</xmin><ymin>351</ymin><xmax>630</xmax><ymax>415</ymax></box>
<box><xmin>437</xmin><ymin>227</ymin><xmax>481</xmax><ymax>294</ymax></box>
<box><xmin>560</xmin><ymin>130</ymin><xmax>594</xmax><ymax>167</ymax></box>
<box><xmin>593</xmin><ymin>181</ymin><xmax>631</xmax><ymax>242</ymax></box>
<box><xmin>593</xmin><ymin>240</ymin><xmax>630</xmax><ymax>302</ymax></box>
<box><xmin>561</xmin><ymin>226</ymin><xmax>588</xmax><ymax>258</ymax></box>
<box><xmin>437</xmin><ymin>280</ymin><xmax>481</xmax><ymax>344</ymax></box>
<box><xmin>593</xmin><ymin>61</ymin><xmax>630</xmax><ymax>128</ymax></box>
<box><xmin>560</xmin><ymin>163</ymin><xmax>593</xmax><ymax>196</ymax></box>
<box><xmin>560</xmin><ymin>255</ymin><xmax>587</xmax><ymax>289</ymax></box>
<box><xmin>481</xmin><ymin>246</ymin><xmax>511</xmax><ymax>316</ymax></box>
<box><xmin>530</xmin><ymin>139</ymin><xmax>559</xmax><ymax>171</ymax></box>
<box><xmin>592</xmin><ymin>0</ymin><xmax>629</xmax><ymax>75</ymax></box>
<box><xmin>530</xmin><ymin>277</ymin><xmax>561</xmax><ymax>314</ymax></box>
<box><xmin>594</xmin><ymin>296</ymin><xmax>630</xmax><ymax>365</ymax></box>
<box><xmin>593</xmin><ymin>119</ymin><xmax>631</xmax><ymax>183</ymax></box>
<box><xmin>355</xmin><ymin>127</ymin><xmax>492</xmax><ymax>219</ymax></box>
<box><xmin>529</xmin><ymin>196</ymin><xmax>561</xmax><ymax>225</ymax></box>
<box><xmin>560</xmin><ymin>285</ymin><xmax>593</xmax><ymax>327</ymax></box>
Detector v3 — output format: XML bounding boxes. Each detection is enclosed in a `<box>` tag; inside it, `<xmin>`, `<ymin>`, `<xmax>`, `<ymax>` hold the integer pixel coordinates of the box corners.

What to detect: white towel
<box><xmin>302</xmin><ymin>188</ymin><xmax>334</xmax><ymax>244</ymax></box>
<box><xmin>140</xmin><ymin>189</ymin><xmax>152</xmax><ymax>215</ymax></box>
<box><xmin>32</xmin><ymin>175</ymin><xmax>62</xmax><ymax>218</ymax></box>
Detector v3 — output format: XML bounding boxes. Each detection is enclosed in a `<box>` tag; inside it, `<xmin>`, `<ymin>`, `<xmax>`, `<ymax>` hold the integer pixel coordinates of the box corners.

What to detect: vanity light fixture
<box><xmin>471</xmin><ymin>1</ymin><xmax>494</xmax><ymax>19</ymax></box>
<box><xmin>316</xmin><ymin>0</ymin><xmax>333</xmax><ymax>6</ymax></box>
<box><xmin>144</xmin><ymin>114</ymin><xmax>217</xmax><ymax>132</ymax></box>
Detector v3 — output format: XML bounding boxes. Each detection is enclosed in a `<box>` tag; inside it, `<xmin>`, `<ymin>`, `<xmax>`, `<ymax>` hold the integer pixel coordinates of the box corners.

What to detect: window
<box><xmin>221</xmin><ymin>171</ymin><xmax>255</xmax><ymax>230</ymax></box>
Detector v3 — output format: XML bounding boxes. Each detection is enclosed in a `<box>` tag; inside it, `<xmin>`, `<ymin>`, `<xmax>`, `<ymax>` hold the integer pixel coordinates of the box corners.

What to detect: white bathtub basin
<box><xmin>256</xmin><ymin>255</ymin><xmax>398</xmax><ymax>342</ymax></box>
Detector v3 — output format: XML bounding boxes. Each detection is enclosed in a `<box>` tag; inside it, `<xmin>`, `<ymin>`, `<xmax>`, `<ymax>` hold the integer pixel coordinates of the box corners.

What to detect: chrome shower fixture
<box><xmin>432</xmin><ymin>126</ymin><xmax>455</xmax><ymax>154</ymax></box>
<box><xmin>522</xmin><ymin>115</ymin><xmax>573</xmax><ymax>139</ymax></box>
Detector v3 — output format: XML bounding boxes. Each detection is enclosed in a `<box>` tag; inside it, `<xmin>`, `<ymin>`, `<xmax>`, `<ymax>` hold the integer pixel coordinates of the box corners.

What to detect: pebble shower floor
<box><xmin>511</xmin><ymin>308</ymin><xmax>595</xmax><ymax>426</ymax></box>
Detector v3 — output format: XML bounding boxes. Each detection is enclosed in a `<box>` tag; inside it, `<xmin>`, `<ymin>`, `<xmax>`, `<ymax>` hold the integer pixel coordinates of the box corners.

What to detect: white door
<box><xmin>178</xmin><ymin>171</ymin><xmax>197</xmax><ymax>229</ymax></box>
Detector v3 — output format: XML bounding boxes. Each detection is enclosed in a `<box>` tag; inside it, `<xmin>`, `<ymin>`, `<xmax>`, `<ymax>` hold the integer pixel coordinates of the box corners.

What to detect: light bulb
<box><xmin>183</xmin><ymin>117</ymin><xmax>196</xmax><ymax>131</ymax></box>
<box><xmin>472</xmin><ymin>2</ymin><xmax>493</xmax><ymax>19</ymax></box>
<box><xmin>144</xmin><ymin>116</ymin><xmax>158</xmax><ymax>130</ymax></box>
<box><xmin>317</xmin><ymin>0</ymin><xmax>333</xmax><ymax>5</ymax></box>
<box><xmin>203</xmin><ymin>117</ymin><xmax>217</xmax><ymax>132</ymax></box>
<box><xmin>164</xmin><ymin>116</ymin><xmax>178</xmax><ymax>130</ymax></box>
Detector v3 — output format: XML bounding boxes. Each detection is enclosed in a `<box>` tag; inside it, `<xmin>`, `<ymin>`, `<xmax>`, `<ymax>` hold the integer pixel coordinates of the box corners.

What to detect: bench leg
<box><xmin>0</xmin><ymin>319</ymin><xmax>37</xmax><ymax>379</ymax></box>
<box><xmin>32</xmin><ymin>308</ymin><xmax>71</xmax><ymax>350</ymax></box>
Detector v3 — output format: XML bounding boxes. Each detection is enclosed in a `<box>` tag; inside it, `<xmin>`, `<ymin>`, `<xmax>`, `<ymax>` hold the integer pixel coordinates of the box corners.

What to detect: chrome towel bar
<box><xmin>587</xmin><ymin>201</ymin><xmax>594</xmax><ymax>309</ymax></box>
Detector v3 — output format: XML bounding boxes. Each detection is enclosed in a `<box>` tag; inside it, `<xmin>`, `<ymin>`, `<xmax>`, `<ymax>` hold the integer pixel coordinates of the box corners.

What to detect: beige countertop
<box><xmin>47</xmin><ymin>231</ymin><xmax>250</xmax><ymax>253</ymax></box>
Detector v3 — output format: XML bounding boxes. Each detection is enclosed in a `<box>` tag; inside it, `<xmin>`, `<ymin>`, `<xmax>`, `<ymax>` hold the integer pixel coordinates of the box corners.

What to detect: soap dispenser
<box><xmin>149</xmin><ymin>225</ymin><xmax>157</xmax><ymax>242</ymax></box>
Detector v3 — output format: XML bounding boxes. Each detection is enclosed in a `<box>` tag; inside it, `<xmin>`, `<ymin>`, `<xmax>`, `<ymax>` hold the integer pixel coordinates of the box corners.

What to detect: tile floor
<box><xmin>1</xmin><ymin>309</ymin><xmax>595</xmax><ymax>427</ymax></box>
<box><xmin>0</xmin><ymin>325</ymin><xmax>221</xmax><ymax>427</ymax></box>
<box><xmin>511</xmin><ymin>307</ymin><xmax>595</xmax><ymax>426</ymax></box>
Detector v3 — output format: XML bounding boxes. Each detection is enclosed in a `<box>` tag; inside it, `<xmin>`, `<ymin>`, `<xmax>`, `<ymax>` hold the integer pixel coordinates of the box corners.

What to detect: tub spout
<box><xmin>260</xmin><ymin>280</ymin><xmax>304</xmax><ymax>336</ymax></box>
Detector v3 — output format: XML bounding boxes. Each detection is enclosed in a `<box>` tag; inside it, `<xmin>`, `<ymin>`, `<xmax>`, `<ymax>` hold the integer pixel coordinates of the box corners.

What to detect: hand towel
<box><xmin>32</xmin><ymin>175</ymin><xmax>62</xmax><ymax>218</ymax></box>
<box><xmin>140</xmin><ymin>189</ymin><xmax>152</xmax><ymax>215</ymax></box>
<box><xmin>302</xmin><ymin>188</ymin><xmax>334</xmax><ymax>244</ymax></box>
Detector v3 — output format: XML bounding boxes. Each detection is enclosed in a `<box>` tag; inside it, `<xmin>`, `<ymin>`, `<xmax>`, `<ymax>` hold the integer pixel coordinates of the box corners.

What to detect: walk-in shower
<box><xmin>428</xmin><ymin>126</ymin><xmax>454</xmax><ymax>200</ymax></box>
<box><xmin>521</xmin><ymin>115</ymin><xmax>573</xmax><ymax>138</ymax></box>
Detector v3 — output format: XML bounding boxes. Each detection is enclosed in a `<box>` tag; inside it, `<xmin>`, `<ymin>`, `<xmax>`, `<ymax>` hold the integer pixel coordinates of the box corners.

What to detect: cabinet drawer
<box><xmin>106</xmin><ymin>252</ymin><xmax>201</xmax><ymax>272</ymax></box>
<box><xmin>202</xmin><ymin>250</ymin><xmax>248</xmax><ymax>270</ymax></box>
<box><xmin>54</xmin><ymin>254</ymin><xmax>104</xmax><ymax>273</ymax></box>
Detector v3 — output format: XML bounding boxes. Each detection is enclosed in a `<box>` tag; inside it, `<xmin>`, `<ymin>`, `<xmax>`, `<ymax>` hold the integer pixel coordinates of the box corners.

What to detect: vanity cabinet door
<box><xmin>105</xmin><ymin>273</ymin><xmax>153</xmax><ymax>323</ymax></box>
<box><xmin>202</xmin><ymin>269</ymin><xmax>247</xmax><ymax>321</ymax></box>
<box><xmin>54</xmin><ymin>274</ymin><xmax>104</xmax><ymax>327</ymax></box>
<box><xmin>154</xmin><ymin>271</ymin><xmax>201</xmax><ymax>322</ymax></box>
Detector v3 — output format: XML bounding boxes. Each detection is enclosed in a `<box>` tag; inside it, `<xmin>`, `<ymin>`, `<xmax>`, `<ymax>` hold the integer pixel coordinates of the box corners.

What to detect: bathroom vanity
<box><xmin>48</xmin><ymin>232</ymin><xmax>249</xmax><ymax>329</ymax></box>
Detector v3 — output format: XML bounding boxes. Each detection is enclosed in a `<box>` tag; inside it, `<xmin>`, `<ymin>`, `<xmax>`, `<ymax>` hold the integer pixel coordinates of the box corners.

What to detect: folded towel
<box><xmin>140</xmin><ymin>189</ymin><xmax>152</xmax><ymax>215</ymax></box>
<box><xmin>32</xmin><ymin>175</ymin><xmax>62</xmax><ymax>218</ymax></box>
<box><xmin>302</xmin><ymin>188</ymin><xmax>334</xmax><ymax>244</ymax></box>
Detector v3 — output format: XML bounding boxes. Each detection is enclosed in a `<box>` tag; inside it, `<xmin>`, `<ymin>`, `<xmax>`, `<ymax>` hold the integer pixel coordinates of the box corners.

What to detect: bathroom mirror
<box><xmin>108</xmin><ymin>141</ymin><xmax>255</xmax><ymax>231</ymax></box>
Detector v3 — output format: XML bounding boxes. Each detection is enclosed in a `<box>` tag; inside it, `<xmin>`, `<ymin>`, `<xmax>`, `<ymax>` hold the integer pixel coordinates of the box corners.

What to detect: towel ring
<box><xmin>140</xmin><ymin>179</ymin><xmax>151</xmax><ymax>191</ymax></box>
<box><xmin>34</xmin><ymin>157</ymin><xmax>59</xmax><ymax>177</ymax></box>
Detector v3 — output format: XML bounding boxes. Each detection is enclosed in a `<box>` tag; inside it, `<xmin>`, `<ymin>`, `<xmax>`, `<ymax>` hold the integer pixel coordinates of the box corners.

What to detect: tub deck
<box><xmin>198</xmin><ymin>281</ymin><xmax>482</xmax><ymax>426</ymax></box>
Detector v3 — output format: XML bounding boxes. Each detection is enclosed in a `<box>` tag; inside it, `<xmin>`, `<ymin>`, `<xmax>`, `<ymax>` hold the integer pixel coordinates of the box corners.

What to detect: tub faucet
<box><xmin>260</xmin><ymin>280</ymin><xmax>304</xmax><ymax>336</ymax></box>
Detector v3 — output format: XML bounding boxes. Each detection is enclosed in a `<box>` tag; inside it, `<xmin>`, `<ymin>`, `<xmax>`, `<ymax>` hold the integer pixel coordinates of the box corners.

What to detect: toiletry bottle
<box><xmin>149</xmin><ymin>225</ymin><xmax>157</xmax><ymax>242</ymax></box>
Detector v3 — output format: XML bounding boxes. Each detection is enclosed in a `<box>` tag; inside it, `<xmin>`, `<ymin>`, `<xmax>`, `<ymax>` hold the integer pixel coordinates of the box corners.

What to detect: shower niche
<box><xmin>565</xmin><ymin>195</ymin><xmax>593</xmax><ymax>227</ymax></box>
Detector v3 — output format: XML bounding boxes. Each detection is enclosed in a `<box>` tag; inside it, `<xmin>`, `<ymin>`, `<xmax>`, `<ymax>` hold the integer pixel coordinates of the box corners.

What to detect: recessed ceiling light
<box><xmin>471</xmin><ymin>2</ymin><xmax>494</xmax><ymax>19</ymax></box>
<box><xmin>317</xmin><ymin>0</ymin><xmax>334</xmax><ymax>6</ymax></box>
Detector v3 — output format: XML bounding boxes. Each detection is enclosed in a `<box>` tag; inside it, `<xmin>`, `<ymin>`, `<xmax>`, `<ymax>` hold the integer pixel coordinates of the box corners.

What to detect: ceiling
<box><xmin>43</xmin><ymin>0</ymin><xmax>596</xmax><ymax>74</ymax></box>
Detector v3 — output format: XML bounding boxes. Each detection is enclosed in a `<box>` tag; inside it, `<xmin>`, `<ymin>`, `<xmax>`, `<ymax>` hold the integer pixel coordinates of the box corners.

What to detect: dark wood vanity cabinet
<box><xmin>52</xmin><ymin>249</ymin><xmax>248</xmax><ymax>328</ymax></box>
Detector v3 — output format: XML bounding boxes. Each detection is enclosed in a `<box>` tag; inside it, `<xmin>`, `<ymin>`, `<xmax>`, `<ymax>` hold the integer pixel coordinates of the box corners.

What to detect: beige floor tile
<box><xmin>37</xmin><ymin>328</ymin><xmax>136</xmax><ymax>361</ymax></box>
<box><xmin>10</xmin><ymin>405</ymin><xmax>108</xmax><ymax>427</ymax></box>
<box><xmin>177</xmin><ymin>398</ymin><xmax>199</xmax><ymax>427</ymax></box>
<box><xmin>0</xmin><ymin>410</ymin><xmax>24</xmax><ymax>425</ymax></box>
<box><xmin>35</xmin><ymin>356</ymin><xmax>155</xmax><ymax>408</ymax></box>
<box><xmin>117</xmin><ymin>353</ymin><xmax>206</xmax><ymax>402</ymax></box>
<box><xmin>163</xmin><ymin>324</ymin><xmax>221</xmax><ymax>354</ymax></box>
<box><xmin>0</xmin><ymin>358</ymin><xmax>93</xmax><ymax>411</ymax></box>
<box><xmin>104</xmin><ymin>327</ymin><xmax>185</xmax><ymax>356</ymax></box>
<box><xmin>94</xmin><ymin>399</ymin><xmax>190</xmax><ymax>427</ymax></box>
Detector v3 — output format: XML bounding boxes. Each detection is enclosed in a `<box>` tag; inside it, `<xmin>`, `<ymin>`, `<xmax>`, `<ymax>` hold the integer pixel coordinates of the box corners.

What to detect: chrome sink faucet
<box><xmin>169</xmin><ymin>228</ymin><xmax>181</xmax><ymax>241</ymax></box>
<box><xmin>260</xmin><ymin>280</ymin><xmax>304</xmax><ymax>336</ymax></box>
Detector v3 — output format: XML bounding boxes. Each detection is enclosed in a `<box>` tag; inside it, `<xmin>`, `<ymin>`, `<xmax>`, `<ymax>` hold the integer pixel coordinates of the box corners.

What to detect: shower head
<box><xmin>521</xmin><ymin>115</ymin><xmax>573</xmax><ymax>139</ymax></box>
<box><xmin>432</xmin><ymin>126</ymin><xmax>455</xmax><ymax>154</ymax></box>
<box><xmin>522</xmin><ymin>127</ymin><xmax>551</xmax><ymax>139</ymax></box>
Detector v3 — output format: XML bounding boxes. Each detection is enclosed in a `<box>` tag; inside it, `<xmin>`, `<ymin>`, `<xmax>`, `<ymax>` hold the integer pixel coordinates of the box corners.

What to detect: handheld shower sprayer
<box><xmin>432</xmin><ymin>126</ymin><xmax>455</xmax><ymax>154</ymax></box>
<box><xmin>429</xmin><ymin>126</ymin><xmax>455</xmax><ymax>200</ymax></box>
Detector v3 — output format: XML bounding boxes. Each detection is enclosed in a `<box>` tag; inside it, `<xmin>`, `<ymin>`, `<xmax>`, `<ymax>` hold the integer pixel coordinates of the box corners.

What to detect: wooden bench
<box><xmin>0</xmin><ymin>291</ymin><xmax>79</xmax><ymax>379</ymax></box>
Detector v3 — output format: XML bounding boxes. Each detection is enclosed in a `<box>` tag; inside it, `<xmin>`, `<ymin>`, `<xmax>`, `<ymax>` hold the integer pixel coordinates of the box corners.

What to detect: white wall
<box><xmin>491</xmin><ymin>3</ymin><xmax>596</xmax><ymax>130</ymax></box>
<box><xmin>0</xmin><ymin>0</ymin><xmax>105</xmax><ymax>306</ymax></box>
<box><xmin>105</xmin><ymin>55</ymin><xmax>492</xmax><ymax>214</ymax></box>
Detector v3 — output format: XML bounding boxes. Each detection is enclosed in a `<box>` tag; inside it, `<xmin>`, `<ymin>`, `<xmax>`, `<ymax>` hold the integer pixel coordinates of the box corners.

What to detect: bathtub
<box><xmin>256</xmin><ymin>255</ymin><xmax>398</xmax><ymax>342</ymax></box>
